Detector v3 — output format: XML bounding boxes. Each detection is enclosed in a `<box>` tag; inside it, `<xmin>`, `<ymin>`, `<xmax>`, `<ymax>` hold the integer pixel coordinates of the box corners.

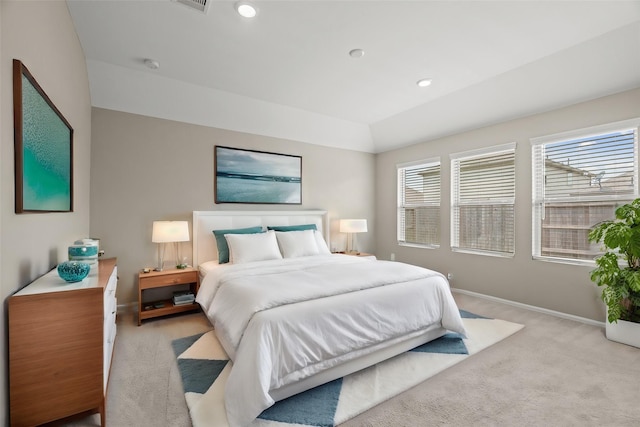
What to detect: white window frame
<box><xmin>451</xmin><ymin>142</ymin><xmax>516</xmax><ymax>257</ymax></box>
<box><xmin>397</xmin><ymin>157</ymin><xmax>441</xmax><ymax>249</ymax></box>
<box><xmin>531</xmin><ymin>118</ymin><xmax>640</xmax><ymax>265</ymax></box>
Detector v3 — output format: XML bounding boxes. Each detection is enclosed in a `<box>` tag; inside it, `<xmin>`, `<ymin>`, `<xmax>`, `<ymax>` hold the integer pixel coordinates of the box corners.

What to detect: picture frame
<box><xmin>215</xmin><ymin>145</ymin><xmax>302</xmax><ymax>204</ymax></box>
<box><xmin>13</xmin><ymin>59</ymin><xmax>74</xmax><ymax>213</ymax></box>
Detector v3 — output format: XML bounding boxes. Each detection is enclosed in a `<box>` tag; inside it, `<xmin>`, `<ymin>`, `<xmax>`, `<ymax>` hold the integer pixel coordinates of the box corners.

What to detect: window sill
<box><xmin>532</xmin><ymin>255</ymin><xmax>595</xmax><ymax>267</ymax></box>
<box><xmin>451</xmin><ymin>248</ymin><xmax>514</xmax><ymax>258</ymax></box>
<box><xmin>398</xmin><ymin>242</ymin><xmax>439</xmax><ymax>250</ymax></box>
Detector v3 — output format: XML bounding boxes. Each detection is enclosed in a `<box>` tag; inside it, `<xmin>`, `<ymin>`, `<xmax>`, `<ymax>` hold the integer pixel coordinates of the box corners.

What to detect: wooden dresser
<box><xmin>8</xmin><ymin>257</ymin><xmax>117</xmax><ymax>427</ymax></box>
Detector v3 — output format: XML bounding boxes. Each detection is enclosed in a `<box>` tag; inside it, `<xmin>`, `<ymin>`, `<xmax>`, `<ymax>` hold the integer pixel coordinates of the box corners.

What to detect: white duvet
<box><xmin>196</xmin><ymin>255</ymin><xmax>466</xmax><ymax>427</ymax></box>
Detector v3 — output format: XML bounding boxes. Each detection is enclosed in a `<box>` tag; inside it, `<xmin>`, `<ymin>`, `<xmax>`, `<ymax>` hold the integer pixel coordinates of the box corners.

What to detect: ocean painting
<box><xmin>14</xmin><ymin>60</ymin><xmax>73</xmax><ymax>213</ymax></box>
<box><xmin>215</xmin><ymin>146</ymin><xmax>301</xmax><ymax>204</ymax></box>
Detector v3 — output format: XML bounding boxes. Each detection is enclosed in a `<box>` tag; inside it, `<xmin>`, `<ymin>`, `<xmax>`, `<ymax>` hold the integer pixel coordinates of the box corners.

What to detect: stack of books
<box><xmin>173</xmin><ymin>291</ymin><xmax>195</xmax><ymax>306</ymax></box>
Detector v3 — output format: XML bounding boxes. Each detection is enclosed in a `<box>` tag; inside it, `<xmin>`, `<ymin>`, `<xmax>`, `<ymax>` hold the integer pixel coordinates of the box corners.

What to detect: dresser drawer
<box><xmin>103</xmin><ymin>322</ymin><xmax>116</xmax><ymax>393</ymax></box>
<box><xmin>104</xmin><ymin>298</ymin><xmax>116</xmax><ymax>323</ymax></box>
<box><xmin>104</xmin><ymin>270</ymin><xmax>117</xmax><ymax>316</ymax></box>
<box><xmin>106</xmin><ymin>266</ymin><xmax>117</xmax><ymax>293</ymax></box>
<box><xmin>140</xmin><ymin>271</ymin><xmax>196</xmax><ymax>289</ymax></box>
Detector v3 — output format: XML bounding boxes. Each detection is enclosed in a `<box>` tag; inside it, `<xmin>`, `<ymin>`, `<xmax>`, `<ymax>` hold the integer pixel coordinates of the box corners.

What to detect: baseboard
<box><xmin>451</xmin><ymin>287</ymin><xmax>605</xmax><ymax>328</ymax></box>
<box><xmin>118</xmin><ymin>289</ymin><xmax>604</xmax><ymax>327</ymax></box>
<box><xmin>117</xmin><ymin>302</ymin><xmax>137</xmax><ymax>314</ymax></box>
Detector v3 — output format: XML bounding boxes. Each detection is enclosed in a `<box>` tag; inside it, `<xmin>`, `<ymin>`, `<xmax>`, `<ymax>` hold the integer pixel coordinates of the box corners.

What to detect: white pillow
<box><xmin>225</xmin><ymin>231</ymin><xmax>283</xmax><ymax>264</ymax></box>
<box><xmin>314</xmin><ymin>230</ymin><xmax>331</xmax><ymax>254</ymax></box>
<box><xmin>276</xmin><ymin>229</ymin><xmax>320</xmax><ymax>258</ymax></box>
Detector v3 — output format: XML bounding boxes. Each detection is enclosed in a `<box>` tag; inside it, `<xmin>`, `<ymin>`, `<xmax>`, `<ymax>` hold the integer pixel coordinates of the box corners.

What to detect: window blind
<box><xmin>531</xmin><ymin>118</ymin><xmax>640</xmax><ymax>262</ymax></box>
<box><xmin>451</xmin><ymin>143</ymin><xmax>516</xmax><ymax>256</ymax></box>
<box><xmin>397</xmin><ymin>159</ymin><xmax>440</xmax><ymax>247</ymax></box>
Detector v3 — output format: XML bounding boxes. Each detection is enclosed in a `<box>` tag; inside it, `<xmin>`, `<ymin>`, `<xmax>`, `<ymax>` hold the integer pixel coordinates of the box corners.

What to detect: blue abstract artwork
<box><xmin>14</xmin><ymin>60</ymin><xmax>73</xmax><ymax>213</ymax></box>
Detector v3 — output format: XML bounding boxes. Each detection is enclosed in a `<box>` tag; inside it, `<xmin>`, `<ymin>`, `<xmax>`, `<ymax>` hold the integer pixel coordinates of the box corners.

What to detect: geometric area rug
<box><xmin>172</xmin><ymin>310</ymin><xmax>524</xmax><ymax>427</ymax></box>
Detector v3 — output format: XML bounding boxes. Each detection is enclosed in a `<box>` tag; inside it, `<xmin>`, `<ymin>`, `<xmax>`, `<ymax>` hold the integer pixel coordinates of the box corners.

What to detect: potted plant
<box><xmin>588</xmin><ymin>198</ymin><xmax>640</xmax><ymax>348</ymax></box>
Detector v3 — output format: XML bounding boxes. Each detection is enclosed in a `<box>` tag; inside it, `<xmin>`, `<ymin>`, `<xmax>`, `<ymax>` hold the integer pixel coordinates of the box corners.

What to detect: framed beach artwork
<box><xmin>13</xmin><ymin>59</ymin><xmax>73</xmax><ymax>213</ymax></box>
<box><xmin>215</xmin><ymin>146</ymin><xmax>302</xmax><ymax>204</ymax></box>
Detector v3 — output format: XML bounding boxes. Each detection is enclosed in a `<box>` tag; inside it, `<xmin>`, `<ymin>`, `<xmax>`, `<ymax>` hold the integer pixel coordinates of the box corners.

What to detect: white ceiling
<box><xmin>67</xmin><ymin>0</ymin><xmax>640</xmax><ymax>153</ymax></box>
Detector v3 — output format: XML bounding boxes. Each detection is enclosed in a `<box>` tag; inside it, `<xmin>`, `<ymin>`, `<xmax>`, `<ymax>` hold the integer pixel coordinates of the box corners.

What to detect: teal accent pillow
<box><xmin>212</xmin><ymin>226</ymin><xmax>263</xmax><ymax>263</ymax></box>
<box><xmin>267</xmin><ymin>224</ymin><xmax>317</xmax><ymax>232</ymax></box>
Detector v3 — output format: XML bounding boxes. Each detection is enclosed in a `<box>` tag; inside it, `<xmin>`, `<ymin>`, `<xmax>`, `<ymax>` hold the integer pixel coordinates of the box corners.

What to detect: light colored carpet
<box><xmin>64</xmin><ymin>293</ymin><xmax>640</xmax><ymax>427</ymax></box>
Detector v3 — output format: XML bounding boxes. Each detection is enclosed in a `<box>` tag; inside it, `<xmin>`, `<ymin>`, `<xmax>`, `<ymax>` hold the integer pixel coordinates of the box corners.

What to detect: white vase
<box><xmin>605</xmin><ymin>318</ymin><xmax>640</xmax><ymax>348</ymax></box>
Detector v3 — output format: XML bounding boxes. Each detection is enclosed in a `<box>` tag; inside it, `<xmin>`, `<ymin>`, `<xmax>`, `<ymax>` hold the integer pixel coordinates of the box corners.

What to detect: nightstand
<box><xmin>138</xmin><ymin>267</ymin><xmax>200</xmax><ymax>325</ymax></box>
<box><xmin>334</xmin><ymin>252</ymin><xmax>377</xmax><ymax>260</ymax></box>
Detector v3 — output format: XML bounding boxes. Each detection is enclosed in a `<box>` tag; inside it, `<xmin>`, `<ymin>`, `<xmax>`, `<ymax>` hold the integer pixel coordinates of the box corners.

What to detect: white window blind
<box><xmin>531</xmin><ymin>118</ymin><xmax>640</xmax><ymax>263</ymax></box>
<box><xmin>397</xmin><ymin>158</ymin><xmax>440</xmax><ymax>247</ymax></box>
<box><xmin>451</xmin><ymin>143</ymin><xmax>516</xmax><ymax>256</ymax></box>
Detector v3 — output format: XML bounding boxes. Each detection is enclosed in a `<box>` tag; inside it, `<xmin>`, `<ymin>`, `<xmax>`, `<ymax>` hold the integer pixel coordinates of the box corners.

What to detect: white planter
<box><xmin>606</xmin><ymin>318</ymin><xmax>640</xmax><ymax>348</ymax></box>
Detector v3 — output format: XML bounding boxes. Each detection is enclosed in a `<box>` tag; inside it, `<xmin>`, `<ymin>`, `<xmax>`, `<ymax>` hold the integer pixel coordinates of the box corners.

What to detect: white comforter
<box><xmin>197</xmin><ymin>255</ymin><xmax>466</xmax><ymax>427</ymax></box>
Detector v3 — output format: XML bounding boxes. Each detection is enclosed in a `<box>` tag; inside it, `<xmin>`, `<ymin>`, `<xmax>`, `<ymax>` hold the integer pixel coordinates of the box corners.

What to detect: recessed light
<box><xmin>236</xmin><ymin>2</ymin><xmax>258</xmax><ymax>18</ymax></box>
<box><xmin>417</xmin><ymin>78</ymin><xmax>432</xmax><ymax>88</ymax></box>
<box><xmin>349</xmin><ymin>49</ymin><xmax>365</xmax><ymax>59</ymax></box>
<box><xmin>144</xmin><ymin>58</ymin><xmax>160</xmax><ymax>70</ymax></box>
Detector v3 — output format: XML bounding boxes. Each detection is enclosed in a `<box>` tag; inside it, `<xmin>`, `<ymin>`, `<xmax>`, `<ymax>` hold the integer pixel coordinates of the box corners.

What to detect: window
<box><xmin>451</xmin><ymin>143</ymin><xmax>516</xmax><ymax>256</ymax></box>
<box><xmin>531</xmin><ymin>118</ymin><xmax>640</xmax><ymax>263</ymax></box>
<box><xmin>397</xmin><ymin>158</ymin><xmax>440</xmax><ymax>247</ymax></box>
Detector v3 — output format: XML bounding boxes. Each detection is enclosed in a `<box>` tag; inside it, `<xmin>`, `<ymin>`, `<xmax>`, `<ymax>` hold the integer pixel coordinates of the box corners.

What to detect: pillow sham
<box><xmin>275</xmin><ymin>229</ymin><xmax>320</xmax><ymax>258</ymax></box>
<box><xmin>313</xmin><ymin>230</ymin><xmax>332</xmax><ymax>254</ymax></box>
<box><xmin>212</xmin><ymin>226</ymin><xmax>263</xmax><ymax>264</ymax></box>
<box><xmin>225</xmin><ymin>230</ymin><xmax>283</xmax><ymax>264</ymax></box>
<box><xmin>267</xmin><ymin>223</ymin><xmax>317</xmax><ymax>232</ymax></box>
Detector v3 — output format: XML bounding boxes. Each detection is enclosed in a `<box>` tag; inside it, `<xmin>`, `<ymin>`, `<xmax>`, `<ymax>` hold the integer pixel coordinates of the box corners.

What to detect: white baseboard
<box><xmin>118</xmin><ymin>289</ymin><xmax>605</xmax><ymax>328</ymax></box>
<box><xmin>451</xmin><ymin>287</ymin><xmax>605</xmax><ymax>328</ymax></box>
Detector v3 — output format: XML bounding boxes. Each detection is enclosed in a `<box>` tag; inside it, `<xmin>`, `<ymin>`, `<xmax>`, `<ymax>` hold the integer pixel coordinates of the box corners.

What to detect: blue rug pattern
<box><xmin>172</xmin><ymin>310</ymin><xmax>523</xmax><ymax>427</ymax></box>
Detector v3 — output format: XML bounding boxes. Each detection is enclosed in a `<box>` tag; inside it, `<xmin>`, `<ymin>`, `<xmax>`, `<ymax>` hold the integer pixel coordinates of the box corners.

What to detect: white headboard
<box><xmin>192</xmin><ymin>210</ymin><xmax>329</xmax><ymax>267</ymax></box>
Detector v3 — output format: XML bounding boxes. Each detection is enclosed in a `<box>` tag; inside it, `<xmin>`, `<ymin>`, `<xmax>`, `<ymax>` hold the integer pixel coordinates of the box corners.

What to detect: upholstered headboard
<box><xmin>192</xmin><ymin>210</ymin><xmax>329</xmax><ymax>267</ymax></box>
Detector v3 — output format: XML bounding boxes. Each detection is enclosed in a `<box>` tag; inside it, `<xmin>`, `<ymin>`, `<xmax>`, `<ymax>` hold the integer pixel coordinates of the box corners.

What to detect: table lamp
<box><xmin>152</xmin><ymin>221</ymin><xmax>190</xmax><ymax>271</ymax></box>
<box><xmin>339</xmin><ymin>219</ymin><xmax>368</xmax><ymax>254</ymax></box>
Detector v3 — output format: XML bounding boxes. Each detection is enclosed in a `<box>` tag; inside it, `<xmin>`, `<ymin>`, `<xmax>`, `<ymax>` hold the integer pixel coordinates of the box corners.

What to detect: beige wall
<box><xmin>376</xmin><ymin>88</ymin><xmax>640</xmax><ymax>322</ymax></box>
<box><xmin>90</xmin><ymin>108</ymin><xmax>376</xmax><ymax>305</ymax></box>
<box><xmin>1</xmin><ymin>1</ymin><xmax>91</xmax><ymax>424</ymax></box>
<box><xmin>0</xmin><ymin>3</ymin><xmax>4</xmax><ymax>425</ymax></box>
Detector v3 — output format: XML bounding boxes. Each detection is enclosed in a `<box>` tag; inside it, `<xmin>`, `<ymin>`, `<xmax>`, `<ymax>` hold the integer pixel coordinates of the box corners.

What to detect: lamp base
<box><xmin>155</xmin><ymin>242</ymin><xmax>167</xmax><ymax>272</ymax></box>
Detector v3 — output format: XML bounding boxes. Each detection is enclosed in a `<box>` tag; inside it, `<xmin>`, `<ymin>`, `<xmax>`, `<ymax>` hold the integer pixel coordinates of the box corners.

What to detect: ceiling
<box><xmin>67</xmin><ymin>0</ymin><xmax>640</xmax><ymax>153</ymax></box>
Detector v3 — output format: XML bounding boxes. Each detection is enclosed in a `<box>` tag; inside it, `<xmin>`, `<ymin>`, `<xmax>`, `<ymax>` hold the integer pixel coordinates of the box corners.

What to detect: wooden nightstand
<box><xmin>138</xmin><ymin>267</ymin><xmax>200</xmax><ymax>325</ymax></box>
<box><xmin>334</xmin><ymin>252</ymin><xmax>377</xmax><ymax>260</ymax></box>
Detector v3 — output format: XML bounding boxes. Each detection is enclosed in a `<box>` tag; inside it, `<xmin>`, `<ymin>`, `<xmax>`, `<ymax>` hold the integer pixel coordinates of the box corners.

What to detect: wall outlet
<box><xmin>390</xmin><ymin>253</ymin><xmax>396</xmax><ymax>261</ymax></box>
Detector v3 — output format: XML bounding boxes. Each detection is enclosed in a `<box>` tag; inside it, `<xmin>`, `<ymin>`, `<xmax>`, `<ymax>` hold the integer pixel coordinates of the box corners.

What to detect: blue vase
<box><xmin>57</xmin><ymin>261</ymin><xmax>91</xmax><ymax>282</ymax></box>
<box><xmin>68</xmin><ymin>243</ymin><xmax>99</xmax><ymax>264</ymax></box>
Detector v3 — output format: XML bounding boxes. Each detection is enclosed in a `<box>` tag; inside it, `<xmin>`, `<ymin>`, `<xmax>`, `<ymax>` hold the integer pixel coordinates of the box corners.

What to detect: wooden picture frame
<box><xmin>215</xmin><ymin>145</ymin><xmax>302</xmax><ymax>204</ymax></box>
<box><xmin>13</xmin><ymin>59</ymin><xmax>73</xmax><ymax>213</ymax></box>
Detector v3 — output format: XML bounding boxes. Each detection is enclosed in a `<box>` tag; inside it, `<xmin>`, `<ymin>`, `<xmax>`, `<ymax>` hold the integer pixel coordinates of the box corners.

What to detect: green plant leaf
<box><xmin>602</xmin><ymin>223</ymin><xmax>631</xmax><ymax>253</ymax></box>
<box><xmin>589</xmin><ymin>199</ymin><xmax>640</xmax><ymax>323</ymax></box>
<box><xmin>627</xmin><ymin>270</ymin><xmax>640</xmax><ymax>292</ymax></box>
<box><xmin>591</xmin><ymin>252</ymin><xmax>620</xmax><ymax>287</ymax></box>
<box><xmin>627</xmin><ymin>227</ymin><xmax>640</xmax><ymax>262</ymax></box>
<box><xmin>603</xmin><ymin>285</ymin><xmax>624</xmax><ymax>323</ymax></box>
<box><xmin>588</xmin><ymin>221</ymin><xmax>609</xmax><ymax>243</ymax></box>
<box><xmin>616</xmin><ymin>203</ymin><xmax>639</xmax><ymax>225</ymax></box>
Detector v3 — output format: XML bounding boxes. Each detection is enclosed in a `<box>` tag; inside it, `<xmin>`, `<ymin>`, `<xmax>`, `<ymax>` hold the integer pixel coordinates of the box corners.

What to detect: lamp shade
<box><xmin>152</xmin><ymin>221</ymin><xmax>190</xmax><ymax>243</ymax></box>
<box><xmin>339</xmin><ymin>219</ymin><xmax>368</xmax><ymax>233</ymax></box>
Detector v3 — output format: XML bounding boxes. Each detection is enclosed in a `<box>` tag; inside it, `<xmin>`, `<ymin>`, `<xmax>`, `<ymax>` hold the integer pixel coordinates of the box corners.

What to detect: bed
<box><xmin>192</xmin><ymin>210</ymin><xmax>466</xmax><ymax>427</ymax></box>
